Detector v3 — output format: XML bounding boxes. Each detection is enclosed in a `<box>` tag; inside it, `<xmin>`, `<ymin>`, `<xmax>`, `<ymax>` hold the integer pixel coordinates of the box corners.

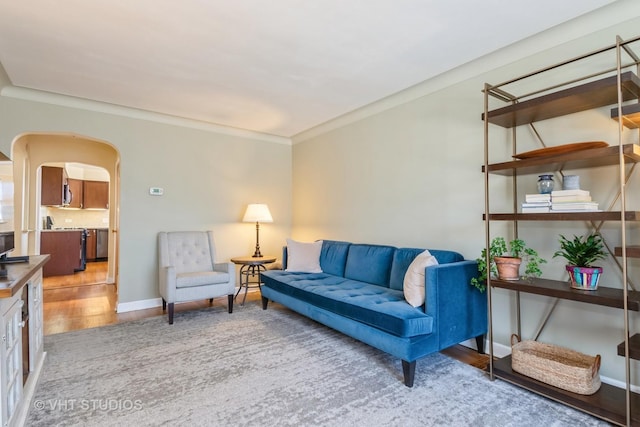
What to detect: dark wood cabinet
<box><xmin>86</xmin><ymin>229</ymin><xmax>97</xmax><ymax>261</ymax></box>
<box><xmin>66</xmin><ymin>178</ymin><xmax>83</xmax><ymax>208</ymax></box>
<box><xmin>40</xmin><ymin>231</ymin><xmax>82</xmax><ymax>277</ymax></box>
<box><xmin>41</xmin><ymin>166</ymin><xmax>66</xmax><ymax>206</ymax></box>
<box><xmin>83</xmin><ymin>180</ymin><xmax>109</xmax><ymax>209</ymax></box>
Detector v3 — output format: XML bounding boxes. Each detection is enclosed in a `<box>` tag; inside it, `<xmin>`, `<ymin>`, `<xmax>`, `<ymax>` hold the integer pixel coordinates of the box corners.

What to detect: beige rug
<box><xmin>27</xmin><ymin>302</ymin><xmax>607</xmax><ymax>426</ymax></box>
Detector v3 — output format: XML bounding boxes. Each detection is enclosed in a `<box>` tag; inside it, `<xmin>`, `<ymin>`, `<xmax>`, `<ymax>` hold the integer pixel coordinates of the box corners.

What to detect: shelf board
<box><xmin>617</xmin><ymin>333</ymin><xmax>640</xmax><ymax>360</ymax></box>
<box><xmin>484</xmin><ymin>71</ymin><xmax>640</xmax><ymax>128</ymax></box>
<box><xmin>485</xmin><ymin>211</ymin><xmax>640</xmax><ymax>221</ymax></box>
<box><xmin>614</xmin><ymin>246</ymin><xmax>640</xmax><ymax>258</ymax></box>
<box><xmin>482</xmin><ymin>143</ymin><xmax>640</xmax><ymax>176</ymax></box>
<box><xmin>492</xmin><ymin>356</ymin><xmax>640</xmax><ymax>426</ymax></box>
<box><xmin>490</xmin><ymin>277</ymin><xmax>640</xmax><ymax>311</ymax></box>
<box><xmin>611</xmin><ymin>103</ymin><xmax>640</xmax><ymax>129</ymax></box>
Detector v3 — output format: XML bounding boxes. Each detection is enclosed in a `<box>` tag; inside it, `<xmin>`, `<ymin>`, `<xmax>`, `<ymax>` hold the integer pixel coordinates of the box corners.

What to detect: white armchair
<box><xmin>158</xmin><ymin>231</ymin><xmax>235</xmax><ymax>324</ymax></box>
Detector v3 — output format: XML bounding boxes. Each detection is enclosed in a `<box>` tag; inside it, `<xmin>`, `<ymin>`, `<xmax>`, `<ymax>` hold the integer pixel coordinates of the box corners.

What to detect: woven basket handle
<box><xmin>510</xmin><ymin>334</ymin><xmax>520</xmax><ymax>347</ymax></box>
<box><xmin>592</xmin><ymin>354</ymin><xmax>601</xmax><ymax>378</ymax></box>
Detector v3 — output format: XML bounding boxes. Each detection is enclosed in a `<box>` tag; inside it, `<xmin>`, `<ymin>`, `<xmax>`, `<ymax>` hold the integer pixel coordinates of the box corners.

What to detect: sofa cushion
<box><xmin>320</xmin><ymin>240</ymin><xmax>351</xmax><ymax>276</ymax></box>
<box><xmin>403</xmin><ymin>250</ymin><xmax>438</xmax><ymax>307</ymax></box>
<box><xmin>261</xmin><ymin>270</ymin><xmax>433</xmax><ymax>338</ymax></box>
<box><xmin>344</xmin><ymin>244</ymin><xmax>395</xmax><ymax>287</ymax></box>
<box><xmin>285</xmin><ymin>239</ymin><xmax>323</xmax><ymax>273</ymax></box>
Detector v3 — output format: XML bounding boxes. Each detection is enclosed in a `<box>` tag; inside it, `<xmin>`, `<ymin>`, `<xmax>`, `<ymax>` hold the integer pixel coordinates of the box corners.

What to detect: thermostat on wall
<box><xmin>149</xmin><ymin>187</ymin><xmax>164</xmax><ymax>196</ymax></box>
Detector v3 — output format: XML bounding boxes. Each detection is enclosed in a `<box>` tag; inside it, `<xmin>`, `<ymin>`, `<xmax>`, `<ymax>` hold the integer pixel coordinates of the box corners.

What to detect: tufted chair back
<box><xmin>162</xmin><ymin>231</ymin><xmax>216</xmax><ymax>274</ymax></box>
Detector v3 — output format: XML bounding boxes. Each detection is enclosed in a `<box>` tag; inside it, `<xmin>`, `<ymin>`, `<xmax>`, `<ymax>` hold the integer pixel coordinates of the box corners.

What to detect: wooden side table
<box><xmin>231</xmin><ymin>256</ymin><xmax>276</xmax><ymax>305</ymax></box>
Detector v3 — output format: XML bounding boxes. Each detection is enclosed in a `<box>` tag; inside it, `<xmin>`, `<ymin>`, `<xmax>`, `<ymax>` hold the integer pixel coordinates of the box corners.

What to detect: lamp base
<box><xmin>252</xmin><ymin>249</ymin><xmax>263</xmax><ymax>258</ymax></box>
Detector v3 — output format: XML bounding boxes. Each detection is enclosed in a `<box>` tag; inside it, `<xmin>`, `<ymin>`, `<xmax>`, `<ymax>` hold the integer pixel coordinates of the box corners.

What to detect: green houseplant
<box><xmin>553</xmin><ymin>233</ymin><xmax>606</xmax><ymax>290</ymax></box>
<box><xmin>471</xmin><ymin>237</ymin><xmax>546</xmax><ymax>292</ymax></box>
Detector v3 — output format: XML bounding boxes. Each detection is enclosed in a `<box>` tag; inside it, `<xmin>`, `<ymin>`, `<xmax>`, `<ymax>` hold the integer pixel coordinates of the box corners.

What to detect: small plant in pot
<box><xmin>471</xmin><ymin>237</ymin><xmax>546</xmax><ymax>292</ymax></box>
<box><xmin>553</xmin><ymin>233</ymin><xmax>606</xmax><ymax>291</ymax></box>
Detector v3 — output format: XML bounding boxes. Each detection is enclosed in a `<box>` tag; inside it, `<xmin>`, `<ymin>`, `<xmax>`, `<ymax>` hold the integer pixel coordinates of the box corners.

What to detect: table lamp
<box><xmin>243</xmin><ymin>203</ymin><xmax>273</xmax><ymax>257</ymax></box>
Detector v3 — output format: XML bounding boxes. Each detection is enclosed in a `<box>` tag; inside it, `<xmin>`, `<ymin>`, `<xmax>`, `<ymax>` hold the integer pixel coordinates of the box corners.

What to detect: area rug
<box><xmin>27</xmin><ymin>302</ymin><xmax>607</xmax><ymax>426</ymax></box>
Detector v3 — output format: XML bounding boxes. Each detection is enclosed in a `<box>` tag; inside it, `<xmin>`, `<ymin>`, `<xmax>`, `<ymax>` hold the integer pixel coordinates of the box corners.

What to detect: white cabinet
<box><xmin>0</xmin><ymin>297</ymin><xmax>23</xmax><ymax>427</ymax></box>
<box><xmin>0</xmin><ymin>257</ymin><xmax>49</xmax><ymax>427</ymax></box>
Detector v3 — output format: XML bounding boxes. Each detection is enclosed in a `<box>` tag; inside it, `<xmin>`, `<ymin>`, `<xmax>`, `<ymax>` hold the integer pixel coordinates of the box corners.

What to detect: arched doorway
<box><xmin>11</xmin><ymin>132</ymin><xmax>120</xmax><ymax>292</ymax></box>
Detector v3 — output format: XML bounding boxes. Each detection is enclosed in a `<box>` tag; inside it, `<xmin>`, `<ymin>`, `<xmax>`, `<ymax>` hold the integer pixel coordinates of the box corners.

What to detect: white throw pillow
<box><xmin>285</xmin><ymin>239</ymin><xmax>323</xmax><ymax>273</ymax></box>
<box><xmin>403</xmin><ymin>250</ymin><xmax>439</xmax><ymax>307</ymax></box>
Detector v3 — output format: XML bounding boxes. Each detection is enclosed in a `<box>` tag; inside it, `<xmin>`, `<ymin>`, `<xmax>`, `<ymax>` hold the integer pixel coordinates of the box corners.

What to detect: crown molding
<box><xmin>0</xmin><ymin>85</ymin><xmax>291</xmax><ymax>145</ymax></box>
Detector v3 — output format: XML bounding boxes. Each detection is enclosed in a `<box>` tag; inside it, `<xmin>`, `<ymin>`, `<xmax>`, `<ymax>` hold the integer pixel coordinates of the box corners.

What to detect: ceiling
<box><xmin>0</xmin><ymin>1</ymin><xmax>615</xmax><ymax>138</ymax></box>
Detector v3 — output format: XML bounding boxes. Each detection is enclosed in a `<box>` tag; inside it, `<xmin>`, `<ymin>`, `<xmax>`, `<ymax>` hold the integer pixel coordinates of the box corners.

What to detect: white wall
<box><xmin>290</xmin><ymin>4</ymin><xmax>640</xmax><ymax>385</ymax></box>
<box><xmin>0</xmin><ymin>96</ymin><xmax>292</xmax><ymax>307</ymax></box>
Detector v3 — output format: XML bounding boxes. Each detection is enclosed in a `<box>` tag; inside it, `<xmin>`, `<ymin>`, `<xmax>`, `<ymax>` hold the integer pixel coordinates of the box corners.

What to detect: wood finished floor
<box><xmin>43</xmin><ymin>263</ymin><xmax>490</xmax><ymax>369</ymax></box>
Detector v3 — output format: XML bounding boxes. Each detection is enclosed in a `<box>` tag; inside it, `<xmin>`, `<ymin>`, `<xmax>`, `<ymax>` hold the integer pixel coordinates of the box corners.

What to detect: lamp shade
<box><xmin>243</xmin><ymin>204</ymin><xmax>273</xmax><ymax>223</ymax></box>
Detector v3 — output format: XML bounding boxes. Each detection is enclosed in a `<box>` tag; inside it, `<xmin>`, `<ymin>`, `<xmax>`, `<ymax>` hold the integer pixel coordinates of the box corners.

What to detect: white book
<box><xmin>525</xmin><ymin>193</ymin><xmax>551</xmax><ymax>203</ymax></box>
<box><xmin>551</xmin><ymin>195</ymin><xmax>592</xmax><ymax>203</ymax></box>
<box><xmin>551</xmin><ymin>189</ymin><xmax>590</xmax><ymax>197</ymax></box>
<box><xmin>522</xmin><ymin>206</ymin><xmax>551</xmax><ymax>213</ymax></box>
<box><xmin>521</xmin><ymin>202</ymin><xmax>551</xmax><ymax>208</ymax></box>
<box><xmin>551</xmin><ymin>202</ymin><xmax>599</xmax><ymax>211</ymax></box>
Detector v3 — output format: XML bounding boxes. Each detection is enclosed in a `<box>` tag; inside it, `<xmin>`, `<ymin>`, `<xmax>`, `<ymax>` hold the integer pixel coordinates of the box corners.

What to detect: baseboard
<box><xmin>116</xmin><ymin>298</ymin><xmax>162</xmax><ymax>313</ymax></box>
<box><xmin>116</xmin><ymin>288</ymin><xmax>253</xmax><ymax>313</ymax></box>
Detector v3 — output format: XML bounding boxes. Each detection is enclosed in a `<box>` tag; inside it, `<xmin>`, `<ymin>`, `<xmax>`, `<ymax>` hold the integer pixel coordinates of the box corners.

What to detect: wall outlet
<box><xmin>149</xmin><ymin>187</ymin><xmax>163</xmax><ymax>196</ymax></box>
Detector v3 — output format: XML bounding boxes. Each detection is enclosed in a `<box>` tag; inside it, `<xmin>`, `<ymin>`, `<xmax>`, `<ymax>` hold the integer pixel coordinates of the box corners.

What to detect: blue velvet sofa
<box><xmin>260</xmin><ymin>240</ymin><xmax>487</xmax><ymax>387</ymax></box>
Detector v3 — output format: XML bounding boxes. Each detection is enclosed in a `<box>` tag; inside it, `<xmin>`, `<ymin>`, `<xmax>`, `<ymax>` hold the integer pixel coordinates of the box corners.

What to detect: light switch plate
<box><xmin>149</xmin><ymin>187</ymin><xmax>164</xmax><ymax>196</ymax></box>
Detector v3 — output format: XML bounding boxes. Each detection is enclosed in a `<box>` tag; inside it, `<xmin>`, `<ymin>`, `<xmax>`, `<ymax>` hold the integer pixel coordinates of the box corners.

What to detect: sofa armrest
<box><xmin>214</xmin><ymin>262</ymin><xmax>236</xmax><ymax>286</ymax></box>
<box><xmin>424</xmin><ymin>260</ymin><xmax>488</xmax><ymax>350</ymax></box>
<box><xmin>159</xmin><ymin>265</ymin><xmax>177</xmax><ymax>302</ymax></box>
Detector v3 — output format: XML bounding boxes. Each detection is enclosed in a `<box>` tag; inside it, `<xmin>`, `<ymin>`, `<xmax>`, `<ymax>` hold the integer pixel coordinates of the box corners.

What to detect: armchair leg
<box><xmin>162</xmin><ymin>298</ymin><xmax>166</xmax><ymax>311</ymax></box>
<box><xmin>168</xmin><ymin>303</ymin><xmax>174</xmax><ymax>325</ymax></box>
<box><xmin>209</xmin><ymin>298</ymin><xmax>214</xmax><ymax>305</ymax></box>
<box><xmin>228</xmin><ymin>295</ymin><xmax>233</xmax><ymax>313</ymax></box>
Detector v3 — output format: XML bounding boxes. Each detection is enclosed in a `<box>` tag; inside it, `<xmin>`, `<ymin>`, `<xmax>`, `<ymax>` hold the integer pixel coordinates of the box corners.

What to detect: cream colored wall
<box><xmin>290</xmin><ymin>7</ymin><xmax>640</xmax><ymax>385</ymax></box>
<box><xmin>0</xmin><ymin>100</ymin><xmax>292</xmax><ymax>307</ymax></box>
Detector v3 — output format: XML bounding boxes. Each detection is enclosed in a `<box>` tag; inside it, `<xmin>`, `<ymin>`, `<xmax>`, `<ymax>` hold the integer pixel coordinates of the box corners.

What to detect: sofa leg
<box><xmin>402</xmin><ymin>360</ymin><xmax>416</xmax><ymax>387</ymax></box>
<box><xmin>228</xmin><ymin>295</ymin><xmax>234</xmax><ymax>313</ymax></box>
<box><xmin>475</xmin><ymin>335</ymin><xmax>485</xmax><ymax>354</ymax></box>
<box><xmin>209</xmin><ymin>298</ymin><xmax>214</xmax><ymax>305</ymax></box>
<box><xmin>162</xmin><ymin>298</ymin><xmax>166</xmax><ymax>311</ymax></box>
<box><xmin>261</xmin><ymin>296</ymin><xmax>269</xmax><ymax>310</ymax></box>
<box><xmin>168</xmin><ymin>303</ymin><xmax>174</xmax><ymax>325</ymax></box>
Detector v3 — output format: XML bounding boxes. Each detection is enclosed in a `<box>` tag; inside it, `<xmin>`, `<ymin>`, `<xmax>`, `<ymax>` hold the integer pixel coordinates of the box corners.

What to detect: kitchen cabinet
<box><xmin>86</xmin><ymin>229</ymin><xmax>97</xmax><ymax>261</ymax></box>
<box><xmin>482</xmin><ymin>35</ymin><xmax>640</xmax><ymax>425</ymax></box>
<box><xmin>40</xmin><ymin>230</ymin><xmax>83</xmax><ymax>277</ymax></box>
<box><xmin>83</xmin><ymin>180</ymin><xmax>109</xmax><ymax>209</ymax></box>
<box><xmin>0</xmin><ymin>256</ymin><xmax>48</xmax><ymax>427</ymax></box>
<box><xmin>66</xmin><ymin>178</ymin><xmax>83</xmax><ymax>209</ymax></box>
<box><xmin>40</xmin><ymin>166</ymin><xmax>67</xmax><ymax>206</ymax></box>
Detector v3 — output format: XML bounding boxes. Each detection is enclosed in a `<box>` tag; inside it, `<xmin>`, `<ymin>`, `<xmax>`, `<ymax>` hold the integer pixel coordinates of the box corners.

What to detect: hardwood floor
<box><xmin>42</xmin><ymin>263</ymin><xmax>490</xmax><ymax>369</ymax></box>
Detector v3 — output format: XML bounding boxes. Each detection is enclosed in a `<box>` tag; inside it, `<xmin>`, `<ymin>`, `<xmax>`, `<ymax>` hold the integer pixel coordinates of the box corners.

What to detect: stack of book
<box><xmin>522</xmin><ymin>193</ymin><xmax>551</xmax><ymax>213</ymax></box>
<box><xmin>550</xmin><ymin>189</ymin><xmax>600</xmax><ymax>212</ymax></box>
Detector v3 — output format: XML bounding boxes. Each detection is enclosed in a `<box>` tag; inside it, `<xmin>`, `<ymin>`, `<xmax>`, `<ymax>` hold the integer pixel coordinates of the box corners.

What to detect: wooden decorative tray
<box><xmin>513</xmin><ymin>141</ymin><xmax>608</xmax><ymax>159</ymax></box>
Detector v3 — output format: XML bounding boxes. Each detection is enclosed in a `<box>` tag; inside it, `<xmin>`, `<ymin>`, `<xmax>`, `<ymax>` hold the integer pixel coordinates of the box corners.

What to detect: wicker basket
<box><xmin>510</xmin><ymin>334</ymin><xmax>601</xmax><ymax>395</ymax></box>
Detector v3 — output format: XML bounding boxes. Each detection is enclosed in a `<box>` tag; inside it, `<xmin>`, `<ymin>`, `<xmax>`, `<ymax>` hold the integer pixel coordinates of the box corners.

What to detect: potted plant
<box><xmin>471</xmin><ymin>237</ymin><xmax>546</xmax><ymax>292</ymax></box>
<box><xmin>553</xmin><ymin>233</ymin><xmax>606</xmax><ymax>291</ymax></box>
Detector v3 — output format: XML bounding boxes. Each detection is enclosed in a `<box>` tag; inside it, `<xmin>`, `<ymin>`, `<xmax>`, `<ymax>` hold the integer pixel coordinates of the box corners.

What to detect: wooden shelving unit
<box><xmin>492</xmin><ymin>357</ymin><xmax>640</xmax><ymax>426</ymax></box>
<box><xmin>483</xmin><ymin>35</ymin><xmax>640</xmax><ymax>426</ymax></box>
<box><xmin>484</xmin><ymin>71</ymin><xmax>640</xmax><ymax>128</ymax></box>
<box><xmin>491</xmin><ymin>277</ymin><xmax>640</xmax><ymax>311</ymax></box>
